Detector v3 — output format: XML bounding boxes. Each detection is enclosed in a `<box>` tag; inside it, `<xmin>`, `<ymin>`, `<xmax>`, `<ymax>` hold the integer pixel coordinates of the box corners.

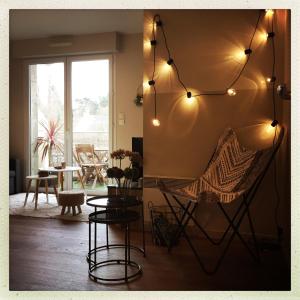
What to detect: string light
<box><xmin>167</xmin><ymin>58</ymin><xmax>174</xmax><ymax>65</ymax></box>
<box><xmin>271</xmin><ymin>119</ymin><xmax>279</xmax><ymax>127</ymax></box>
<box><xmin>148</xmin><ymin>10</ymin><xmax>266</xmax><ymax>125</ymax></box>
<box><xmin>266</xmin><ymin>76</ymin><xmax>276</xmax><ymax>83</ymax></box>
<box><xmin>152</xmin><ymin>118</ymin><xmax>160</xmax><ymax>126</ymax></box>
<box><xmin>244</xmin><ymin>48</ymin><xmax>252</xmax><ymax>55</ymax></box>
<box><xmin>156</xmin><ymin>20</ymin><xmax>163</xmax><ymax>27</ymax></box>
<box><xmin>227</xmin><ymin>88</ymin><xmax>237</xmax><ymax>96</ymax></box>
<box><xmin>150</xmin><ymin>39</ymin><xmax>157</xmax><ymax>46</ymax></box>
<box><xmin>265</xmin><ymin>9</ymin><xmax>274</xmax><ymax>16</ymax></box>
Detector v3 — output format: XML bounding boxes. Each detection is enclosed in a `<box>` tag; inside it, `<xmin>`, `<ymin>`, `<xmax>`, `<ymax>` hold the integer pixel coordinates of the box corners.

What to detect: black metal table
<box><xmin>87</xmin><ymin>195</ymin><xmax>145</xmax><ymax>283</ymax></box>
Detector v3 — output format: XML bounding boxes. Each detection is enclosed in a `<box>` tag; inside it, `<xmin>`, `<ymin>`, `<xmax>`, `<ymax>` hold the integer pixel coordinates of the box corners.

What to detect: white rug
<box><xmin>9</xmin><ymin>193</ymin><xmax>95</xmax><ymax>222</ymax></box>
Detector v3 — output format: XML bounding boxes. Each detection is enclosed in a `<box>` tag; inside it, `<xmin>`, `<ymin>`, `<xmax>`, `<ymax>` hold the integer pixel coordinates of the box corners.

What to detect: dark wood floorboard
<box><xmin>9</xmin><ymin>216</ymin><xmax>290</xmax><ymax>291</ymax></box>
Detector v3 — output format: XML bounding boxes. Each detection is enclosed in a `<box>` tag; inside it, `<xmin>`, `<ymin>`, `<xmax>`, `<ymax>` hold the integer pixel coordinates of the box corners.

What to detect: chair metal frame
<box><xmin>161</xmin><ymin>127</ymin><xmax>284</xmax><ymax>275</ymax></box>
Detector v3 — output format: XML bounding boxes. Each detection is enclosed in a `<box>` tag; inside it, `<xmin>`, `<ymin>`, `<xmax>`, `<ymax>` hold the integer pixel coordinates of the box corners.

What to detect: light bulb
<box><xmin>265</xmin><ymin>9</ymin><xmax>274</xmax><ymax>16</ymax></box>
<box><xmin>262</xmin><ymin>32</ymin><xmax>269</xmax><ymax>41</ymax></box>
<box><xmin>235</xmin><ymin>50</ymin><xmax>246</xmax><ymax>60</ymax></box>
<box><xmin>156</xmin><ymin>20</ymin><xmax>163</xmax><ymax>27</ymax></box>
<box><xmin>266</xmin><ymin>76</ymin><xmax>276</xmax><ymax>83</ymax></box>
<box><xmin>271</xmin><ymin>119</ymin><xmax>279</xmax><ymax>127</ymax></box>
<box><xmin>152</xmin><ymin>118</ymin><xmax>160</xmax><ymax>127</ymax></box>
<box><xmin>167</xmin><ymin>58</ymin><xmax>174</xmax><ymax>65</ymax></box>
<box><xmin>244</xmin><ymin>48</ymin><xmax>252</xmax><ymax>55</ymax></box>
<box><xmin>186</xmin><ymin>97</ymin><xmax>195</xmax><ymax>105</ymax></box>
<box><xmin>227</xmin><ymin>88</ymin><xmax>237</xmax><ymax>96</ymax></box>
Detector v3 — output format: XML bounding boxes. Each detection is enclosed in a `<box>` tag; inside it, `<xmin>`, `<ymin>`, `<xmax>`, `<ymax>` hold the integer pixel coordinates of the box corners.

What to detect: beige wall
<box><xmin>143</xmin><ymin>10</ymin><xmax>290</xmax><ymax>240</ymax></box>
<box><xmin>9</xmin><ymin>32</ymin><xmax>143</xmax><ymax>186</ymax></box>
<box><xmin>115</xmin><ymin>33</ymin><xmax>143</xmax><ymax>153</ymax></box>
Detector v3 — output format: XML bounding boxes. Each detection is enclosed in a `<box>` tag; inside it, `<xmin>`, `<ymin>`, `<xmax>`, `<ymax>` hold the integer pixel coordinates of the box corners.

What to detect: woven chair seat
<box><xmin>160</xmin><ymin>127</ymin><xmax>279</xmax><ymax>204</ymax></box>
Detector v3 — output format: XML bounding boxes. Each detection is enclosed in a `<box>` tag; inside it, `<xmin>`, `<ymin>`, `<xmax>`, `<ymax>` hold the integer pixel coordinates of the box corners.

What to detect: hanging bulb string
<box><xmin>151</xmin><ymin>15</ymin><xmax>158</xmax><ymax>81</ymax></box>
<box><xmin>150</xmin><ymin>14</ymin><xmax>160</xmax><ymax>122</ymax></box>
<box><xmin>270</xmin><ymin>12</ymin><xmax>282</xmax><ymax>241</ymax></box>
<box><xmin>153</xmin><ymin>85</ymin><xmax>157</xmax><ymax>118</ymax></box>
<box><xmin>157</xmin><ymin>15</ymin><xmax>188</xmax><ymax>93</ymax></box>
<box><xmin>225</xmin><ymin>10</ymin><xmax>263</xmax><ymax>90</ymax></box>
<box><xmin>152</xmin><ymin>10</ymin><xmax>263</xmax><ymax>98</ymax></box>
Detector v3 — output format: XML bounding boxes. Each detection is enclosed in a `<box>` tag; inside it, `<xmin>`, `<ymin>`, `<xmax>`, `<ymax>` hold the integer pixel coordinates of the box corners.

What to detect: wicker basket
<box><xmin>148</xmin><ymin>201</ymin><xmax>183</xmax><ymax>247</ymax></box>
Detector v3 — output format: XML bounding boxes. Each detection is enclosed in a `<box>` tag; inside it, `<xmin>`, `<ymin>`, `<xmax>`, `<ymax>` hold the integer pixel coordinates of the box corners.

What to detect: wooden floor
<box><xmin>9</xmin><ymin>216</ymin><xmax>290</xmax><ymax>291</ymax></box>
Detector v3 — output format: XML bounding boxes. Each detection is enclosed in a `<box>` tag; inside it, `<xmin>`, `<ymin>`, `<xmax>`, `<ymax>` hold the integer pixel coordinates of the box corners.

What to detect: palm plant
<box><xmin>34</xmin><ymin>120</ymin><xmax>64</xmax><ymax>166</ymax></box>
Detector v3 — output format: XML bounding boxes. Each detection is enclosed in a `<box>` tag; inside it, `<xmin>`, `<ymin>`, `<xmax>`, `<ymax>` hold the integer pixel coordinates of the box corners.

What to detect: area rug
<box><xmin>9</xmin><ymin>193</ymin><xmax>95</xmax><ymax>222</ymax></box>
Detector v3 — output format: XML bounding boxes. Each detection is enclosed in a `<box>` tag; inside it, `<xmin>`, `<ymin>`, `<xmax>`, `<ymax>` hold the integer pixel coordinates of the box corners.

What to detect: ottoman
<box><xmin>58</xmin><ymin>190</ymin><xmax>85</xmax><ymax>216</ymax></box>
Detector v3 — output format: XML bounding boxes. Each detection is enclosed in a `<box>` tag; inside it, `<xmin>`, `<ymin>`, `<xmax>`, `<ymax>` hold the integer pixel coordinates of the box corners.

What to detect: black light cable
<box><xmin>225</xmin><ymin>10</ymin><xmax>262</xmax><ymax>92</ymax></box>
<box><xmin>191</xmin><ymin>11</ymin><xmax>262</xmax><ymax>97</ymax></box>
<box><xmin>269</xmin><ymin>12</ymin><xmax>283</xmax><ymax>245</ymax></box>
<box><xmin>158</xmin><ymin>15</ymin><xmax>189</xmax><ymax>95</ymax></box>
<box><xmin>150</xmin><ymin>14</ymin><xmax>160</xmax><ymax>125</ymax></box>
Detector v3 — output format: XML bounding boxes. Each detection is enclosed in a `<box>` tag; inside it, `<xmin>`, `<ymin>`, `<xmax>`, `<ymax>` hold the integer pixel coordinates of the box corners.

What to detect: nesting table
<box><xmin>86</xmin><ymin>194</ymin><xmax>145</xmax><ymax>283</ymax></box>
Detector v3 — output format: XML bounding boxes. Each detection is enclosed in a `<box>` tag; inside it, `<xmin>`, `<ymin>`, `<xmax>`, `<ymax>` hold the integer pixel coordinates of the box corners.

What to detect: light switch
<box><xmin>118</xmin><ymin>112</ymin><xmax>125</xmax><ymax>126</ymax></box>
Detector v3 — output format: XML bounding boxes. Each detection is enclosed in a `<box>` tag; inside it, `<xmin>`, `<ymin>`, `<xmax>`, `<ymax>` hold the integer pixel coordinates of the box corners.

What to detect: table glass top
<box><xmin>86</xmin><ymin>195</ymin><xmax>142</xmax><ymax>208</ymax></box>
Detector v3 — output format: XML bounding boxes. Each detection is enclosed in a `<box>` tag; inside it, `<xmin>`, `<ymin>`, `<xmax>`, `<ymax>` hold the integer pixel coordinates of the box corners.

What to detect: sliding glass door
<box><xmin>28</xmin><ymin>55</ymin><xmax>112</xmax><ymax>193</ymax></box>
<box><xmin>29</xmin><ymin>60</ymin><xmax>65</xmax><ymax>175</ymax></box>
<box><xmin>69</xmin><ymin>56</ymin><xmax>110</xmax><ymax>192</ymax></box>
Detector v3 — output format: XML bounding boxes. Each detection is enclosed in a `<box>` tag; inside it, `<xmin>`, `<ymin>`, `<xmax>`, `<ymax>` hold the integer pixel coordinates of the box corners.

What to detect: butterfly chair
<box><xmin>158</xmin><ymin>126</ymin><xmax>284</xmax><ymax>275</ymax></box>
<box><xmin>74</xmin><ymin>144</ymin><xmax>108</xmax><ymax>189</ymax></box>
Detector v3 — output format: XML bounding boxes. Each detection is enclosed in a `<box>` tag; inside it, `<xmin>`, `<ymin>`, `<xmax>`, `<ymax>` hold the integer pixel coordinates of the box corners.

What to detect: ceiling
<box><xmin>10</xmin><ymin>9</ymin><xmax>144</xmax><ymax>40</ymax></box>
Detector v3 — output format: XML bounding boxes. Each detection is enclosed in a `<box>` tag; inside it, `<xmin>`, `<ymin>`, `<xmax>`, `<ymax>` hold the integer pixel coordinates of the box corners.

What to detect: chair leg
<box><xmin>53</xmin><ymin>185</ymin><xmax>59</xmax><ymax>205</ymax></box>
<box><xmin>76</xmin><ymin>170</ymin><xmax>85</xmax><ymax>190</ymax></box>
<box><xmin>217</xmin><ymin>202</ymin><xmax>260</xmax><ymax>262</ymax></box>
<box><xmin>45</xmin><ymin>180</ymin><xmax>49</xmax><ymax>203</ymax></box>
<box><xmin>77</xmin><ymin>205</ymin><xmax>82</xmax><ymax>213</ymax></box>
<box><xmin>168</xmin><ymin>201</ymin><xmax>193</xmax><ymax>252</ymax></box>
<box><xmin>24</xmin><ymin>179</ymin><xmax>32</xmax><ymax>207</ymax></box>
<box><xmin>163</xmin><ymin>192</ymin><xmax>258</xmax><ymax>275</ymax></box>
<box><xmin>92</xmin><ymin>176</ymin><xmax>97</xmax><ymax>189</ymax></box>
<box><xmin>171</xmin><ymin>194</ymin><xmax>232</xmax><ymax>246</ymax></box>
<box><xmin>72</xmin><ymin>206</ymin><xmax>76</xmax><ymax>216</ymax></box>
<box><xmin>67</xmin><ymin>206</ymin><xmax>71</xmax><ymax>214</ymax></box>
<box><xmin>34</xmin><ymin>179</ymin><xmax>40</xmax><ymax>210</ymax></box>
<box><xmin>61</xmin><ymin>206</ymin><xmax>66</xmax><ymax>215</ymax></box>
<box><xmin>162</xmin><ymin>193</ymin><xmax>213</xmax><ymax>274</ymax></box>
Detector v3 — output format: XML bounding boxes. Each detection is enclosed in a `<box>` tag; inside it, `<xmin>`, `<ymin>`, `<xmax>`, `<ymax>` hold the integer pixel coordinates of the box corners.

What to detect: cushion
<box><xmin>202</xmin><ymin>128</ymin><xmax>258</xmax><ymax>193</ymax></box>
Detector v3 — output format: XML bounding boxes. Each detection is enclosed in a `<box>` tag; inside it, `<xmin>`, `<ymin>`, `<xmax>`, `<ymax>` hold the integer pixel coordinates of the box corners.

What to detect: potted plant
<box><xmin>107</xmin><ymin>149</ymin><xmax>142</xmax><ymax>195</ymax></box>
<box><xmin>33</xmin><ymin>119</ymin><xmax>64</xmax><ymax>167</ymax></box>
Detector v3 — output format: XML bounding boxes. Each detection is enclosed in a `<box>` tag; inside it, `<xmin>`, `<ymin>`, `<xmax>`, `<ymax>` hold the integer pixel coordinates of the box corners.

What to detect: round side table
<box><xmin>24</xmin><ymin>175</ymin><xmax>58</xmax><ymax>210</ymax></box>
<box><xmin>87</xmin><ymin>195</ymin><xmax>145</xmax><ymax>283</ymax></box>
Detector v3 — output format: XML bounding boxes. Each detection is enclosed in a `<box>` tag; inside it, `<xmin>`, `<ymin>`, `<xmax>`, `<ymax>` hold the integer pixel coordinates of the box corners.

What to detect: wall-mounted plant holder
<box><xmin>134</xmin><ymin>94</ymin><xmax>143</xmax><ymax>106</ymax></box>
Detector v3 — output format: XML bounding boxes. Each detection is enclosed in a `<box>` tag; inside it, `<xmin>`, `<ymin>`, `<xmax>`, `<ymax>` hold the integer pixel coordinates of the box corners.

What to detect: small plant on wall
<box><xmin>134</xmin><ymin>83</ymin><xmax>143</xmax><ymax>107</ymax></box>
<box><xmin>134</xmin><ymin>94</ymin><xmax>143</xmax><ymax>106</ymax></box>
